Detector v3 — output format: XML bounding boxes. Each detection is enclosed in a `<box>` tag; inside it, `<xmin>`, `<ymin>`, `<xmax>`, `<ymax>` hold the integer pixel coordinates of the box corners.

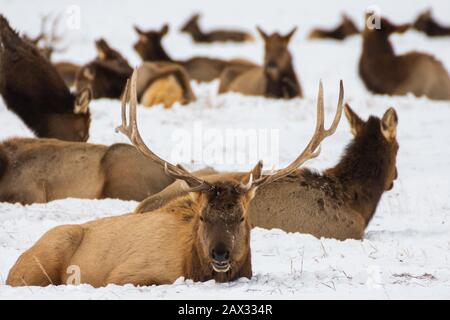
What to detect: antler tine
<box><xmin>252</xmin><ymin>80</ymin><xmax>344</xmax><ymax>188</ymax></box>
<box><xmin>116</xmin><ymin>69</ymin><xmax>211</xmax><ymax>191</ymax></box>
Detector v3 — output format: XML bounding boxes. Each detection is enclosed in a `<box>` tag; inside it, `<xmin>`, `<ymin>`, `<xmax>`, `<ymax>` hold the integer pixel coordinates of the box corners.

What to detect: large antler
<box><xmin>251</xmin><ymin>80</ymin><xmax>344</xmax><ymax>188</ymax></box>
<box><xmin>116</xmin><ymin>69</ymin><xmax>212</xmax><ymax>192</ymax></box>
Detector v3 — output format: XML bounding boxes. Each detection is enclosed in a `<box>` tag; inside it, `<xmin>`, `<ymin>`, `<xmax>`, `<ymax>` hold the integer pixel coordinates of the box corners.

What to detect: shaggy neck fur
<box><xmin>327</xmin><ymin>117</ymin><xmax>392</xmax><ymax>225</ymax></box>
<box><xmin>362</xmin><ymin>31</ymin><xmax>395</xmax><ymax>61</ymax></box>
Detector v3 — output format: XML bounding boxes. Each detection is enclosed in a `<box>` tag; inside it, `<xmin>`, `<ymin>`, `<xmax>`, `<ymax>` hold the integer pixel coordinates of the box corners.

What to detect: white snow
<box><xmin>0</xmin><ymin>0</ymin><xmax>449</xmax><ymax>299</ymax></box>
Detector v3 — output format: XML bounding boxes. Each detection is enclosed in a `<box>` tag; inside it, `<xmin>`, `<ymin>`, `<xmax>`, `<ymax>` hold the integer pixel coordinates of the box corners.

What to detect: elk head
<box><xmin>117</xmin><ymin>69</ymin><xmax>344</xmax><ymax>277</ymax></box>
<box><xmin>180</xmin><ymin>13</ymin><xmax>201</xmax><ymax>34</ymax></box>
<box><xmin>344</xmin><ymin>104</ymin><xmax>399</xmax><ymax>191</ymax></box>
<box><xmin>256</xmin><ymin>26</ymin><xmax>297</xmax><ymax>81</ymax></box>
<box><xmin>413</xmin><ymin>9</ymin><xmax>432</xmax><ymax>32</ymax></box>
<box><xmin>340</xmin><ymin>14</ymin><xmax>359</xmax><ymax>36</ymax></box>
<box><xmin>133</xmin><ymin>24</ymin><xmax>170</xmax><ymax>61</ymax></box>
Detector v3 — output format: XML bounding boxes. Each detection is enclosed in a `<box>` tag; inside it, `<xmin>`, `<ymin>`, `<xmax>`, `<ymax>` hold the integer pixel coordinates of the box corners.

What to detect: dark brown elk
<box><xmin>0</xmin><ymin>15</ymin><xmax>91</xmax><ymax>142</ymax></box>
<box><xmin>137</xmin><ymin>99</ymin><xmax>399</xmax><ymax>241</ymax></box>
<box><xmin>180</xmin><ymin>13</ymin><xmax>254</xmax><ymax>43</ymax></box>
<box><xmin>359</xmin><ymin>13</ymin><xmax>450</xmax><ymax>100</ymax></box>
<box><xmin>75</xmin><ymin>39</ymin><xmax>133</xmax><ymax>99</ymax></box>
<box><xmin>133</xmin><ymin>24</ymin><xmax>256</xmax><ymax>82</ymax></box>
<box><xmin>413</xmin><ymin>9</ymin><xmax>450</xmax><ymax>37</ymax></box>
<box><xmin>22</xmin><ymin>14</ymin><xmax>81</xmax><ymax>88</ymax></box>
<box><xmin>6</xmin><ymin>70</ymin><xmax>343</xmax><ymax>287</ymax></box>
<box><xmin>0</xmin><ymin>137</ymin><xmax>175</xmax><ymax>204</ymax></box>
<box><xmin>219</xmin><ymin>27</ymin><xmax>302</xmax><ymax>98</ymax></box>
<box><xmin>308</xmin><ymin>14</ymin><xmax>360</xmax><ymax>40</ymax></box>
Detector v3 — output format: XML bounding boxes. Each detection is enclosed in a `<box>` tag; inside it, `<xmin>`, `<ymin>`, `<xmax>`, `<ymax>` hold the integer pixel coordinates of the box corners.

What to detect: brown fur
<box><xmin>359</xmin><ymin>14</ymin><xmax>450</xmax><ymax>100</ymax></box>
<box><xmin>180</xmin><ymin>13</ymin><xmax>254</xmax><ymax>43</ymax></box>
<box><xmin>219</xmin><ymin>27</ymin><xmax>302</xmax><ymax>98</ymax></box>
<box><xmin>75</xmin><ymin>39</ymin><xmax>133</xmax><ymax>99</ymax></box>
<box><xmin>413</xmin><ymin>9</ymin><xmax>450</xmax><ymax>37</ymax></box>
<box><xmin>308</xmin><ymin>14</ymin><xmax>360</xmax><ymax>40</ymax></box>
<box><xmin>137</xmin><ymin>106</ymin><xmax>399</xmax><ymax>240</ymax></box>
<box><xmin>132</xmin><ymin>24</ymin><xmax>256</xmax><ymax>82</ymax></box>
<box><xmin>0</xmin><ymin>138</ymin><xmax>174</xmax><ymax>204</ymax></box>
<box><xmin>0</xmin><ymin>15</ymin><xmax>91</xmax><ymax>142</ymax></box>
<box><xmin>53</xmin><ymin>61</ymin><xmax>81</xmax><ymax>88</ymax></box>
<box><xmin>136</xmin><ymin>62</ymin><xmax>196</xmax><ymax>108</ymax></box>
<box><xmin>6</xmin><ymin>169</ymin><xmax>261</xmax><ymax>287</ymax></box>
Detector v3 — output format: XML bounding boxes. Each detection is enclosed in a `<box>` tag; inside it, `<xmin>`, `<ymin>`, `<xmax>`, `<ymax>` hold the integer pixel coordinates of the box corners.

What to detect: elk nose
<box><xmin>212</xmin><ymin>247</ymin><xmax>230</xmax><ymax>262</ymax></box>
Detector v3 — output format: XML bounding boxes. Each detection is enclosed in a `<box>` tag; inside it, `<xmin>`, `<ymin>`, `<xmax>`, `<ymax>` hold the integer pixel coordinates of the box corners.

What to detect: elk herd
<box><xmin>0</xmin><ymin>8</ymin><xmax>447</xmax><ymax>288</ymax></box>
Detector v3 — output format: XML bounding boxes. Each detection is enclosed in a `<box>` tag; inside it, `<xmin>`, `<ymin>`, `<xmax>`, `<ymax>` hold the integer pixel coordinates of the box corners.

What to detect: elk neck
<box><xmin>361</xmin><ymin>31</ymin><xmax>395</xmax><ymax>63</ymax></box>
<box><xmin>326</xmin><ymin>117</ymin><xmax>393</xmax><ymax>225</ymax></box>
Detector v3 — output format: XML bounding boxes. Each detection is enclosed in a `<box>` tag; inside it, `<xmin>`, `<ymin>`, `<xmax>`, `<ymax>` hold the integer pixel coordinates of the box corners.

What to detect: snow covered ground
<box><xmin>0</xmin><ymin>0</ymin><xmax>449</xmax><ymax>299</ymax></box>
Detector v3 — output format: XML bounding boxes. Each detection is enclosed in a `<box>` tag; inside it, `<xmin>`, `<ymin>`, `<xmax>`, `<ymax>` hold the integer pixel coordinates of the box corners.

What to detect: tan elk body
<box><xmin>7</xmin><ymin>71</ymin><xmax>343</xmax><ymax>287</ymax></box>
<box><xmin>0</xmin><ymin>138</ymin><xmax>174</xmax><ymax>204</ymax></box>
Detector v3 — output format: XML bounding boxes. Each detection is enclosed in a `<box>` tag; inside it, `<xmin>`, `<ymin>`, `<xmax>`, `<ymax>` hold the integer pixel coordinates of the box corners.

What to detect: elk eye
<box><xmin>199</xmin><ymin>216</ymin><xmax>205</xmax><ymax>222</ymax></box>
<box><xmin>239</xmin><ymin>217</ymin><xmax>245</xmax><ymax>223</ymax></box>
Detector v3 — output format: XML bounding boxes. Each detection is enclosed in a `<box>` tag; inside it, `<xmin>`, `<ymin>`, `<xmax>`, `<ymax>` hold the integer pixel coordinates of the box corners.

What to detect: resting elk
<box><xmin>137</xmin><ymin>93</ymin><xmax>399</xmax><ymax>241</ymax></box>
<box><xmin>133</xmin><ymin>24</ymin><xmax>256</xmax><ymax>82</ymax></box>
<box><xmin>75</xmin><ymin>38</ymin><xmax>133</xmax><ymax>99</ymax></box>
<box><xmin>359</xmin><ymin>12</ymin><xmax>450</xmax><ymax>100</ymax></box>
<box><xmin>0</xmin><ymin>137</ymin><xmax>175</xmax><ymax>204</ymax></box>
<box><xmin>308</xmin><ymin>14</ymin><xmax>360</xmax><ymax>40</ymax></box>
<box><xmin>180</xmin><ymin>13</ymin><xmax>254</xmax><ymax>43</ymax></box>
<box><xmin>219</xmin><ymin>27</ymin><xmax>302</xmax><ymax>98</ymax></box>
<box><xmin>0</xmin><ymin>15</ymin><xmax>91</xmax><ymax>142</ymax></box>
<box><xmin>6</xmin><ymin>70</ymin><xmax>343</xmax><ymax>287</ymax></box>
<box><xmin>413</xmin><ymin>9</ymin><xmax>450</xmax><ymax>37</ymax></box>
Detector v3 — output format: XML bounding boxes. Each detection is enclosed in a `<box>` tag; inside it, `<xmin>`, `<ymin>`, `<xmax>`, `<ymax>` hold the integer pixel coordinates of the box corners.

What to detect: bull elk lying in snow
<box><xmin>0</xmin><ymin>138</ymin><xmax>174</xmax><ymax>204</ymax></box>
<box><xmin>413</xmin><ymin>9</ymin><xmax>450</xmax><ymax>37</ymax></box>
<box><xmin>359</xmin><ymin>13</ymin><xmax>450</xmax><ymax>100</ymax></box>
<box><xmin>180</xmin><ymin>13</ymin><xmax>254</xmax><ymax>43</ymax></box>
<box><xmin>219</xmin><ymin>27</ymin><xmax>302</xmax><ymax>98</ymax></box>
<box><xmin>133</xmin><ymin>24</ymin><xmax>256</xmax><ymax>82</ymax></box>
<box><xmin>0</xmin><ymin>15</ymin><xmax>91</xmax><ymax>142</ymax></box>
<box><xmin>308</xmin><ymin>14</ymin><xmax>359</xmax><ymax>40</ymax></box>
<box><xmin>6</xmin><ymin>70</ymin><xmax>344</xmax><ymax>287</ymax></box>
<box><xmin>136</xmin><ymin>99</ymin><xmax>399</xmax><ymax>241</ymax></box>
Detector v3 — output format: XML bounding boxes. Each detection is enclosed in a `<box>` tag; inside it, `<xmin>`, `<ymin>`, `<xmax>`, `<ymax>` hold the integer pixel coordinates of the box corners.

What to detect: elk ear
<box><xmin>380</xmin><ymin>107</ymin><xmax>398</xmax><ymax>141</ymax></box>
<box><xmin>160</xmin><ymin>24</ymin><xmax>169</xmax><ymax>36</ymax></box>
<box><xmin>256</xmin><ymin>26</ymin><xmax>269</xmax><ymax>41</ymax></box>
<box><xmin>134</xmin><ymin>25</ymin><xmax>145</xmax><ymax>35</ymax></box>
<box><xmin>74</xmin><ymin>87</ymin><xmax>92</xmax><ymax>114</ymax></box>
<box><xmin>283</xmin><ymin>26</ymin><xmax>297</xmax><ymax>42</ymax></box>
<box><xmin>344</xmin><ymin>104</ymin><xmax>364</xmax><ymax>136</ymax></box>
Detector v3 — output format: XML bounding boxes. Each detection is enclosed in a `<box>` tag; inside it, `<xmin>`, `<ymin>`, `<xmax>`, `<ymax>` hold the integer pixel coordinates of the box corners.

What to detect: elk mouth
<box><xmin>212</xmin><ymin>260</ymin><xmax>231</xmax><ymax>273</ymax></box>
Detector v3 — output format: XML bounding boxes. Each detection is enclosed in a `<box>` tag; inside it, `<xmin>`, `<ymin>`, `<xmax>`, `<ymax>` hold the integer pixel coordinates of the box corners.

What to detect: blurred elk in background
<box><xmin>413</xmin><ymin>9</ymin><xmax>450</xmax><ymax>37</ymax></box>
<box><xmin>308</xmin><ymin>13</ymin><xmax>359</xmax><ymax>40</ymax></box>
<box><xmin>359</xmin><ymin>12</ymin><xmax>450</xmax><ymax>100</ymax></box>
<box><xmin>0</xmin><ymin>137</ymin><xmax>175</xmax><ymax>204</ymax></box>
<box><xmin>219</xmin><ymin>27</ymin><xmax>302</xmax><ymax>98</ymax></box>
<box><xmin>22</xmin><ymin>14</ymin><xmax>81</xmax><ymax>87</ymax></box>
<box><xmin>133</xmin><ymin>24</ymin><xmax>256</xmax><ymax>82</ymax></box>
<box><xmin>180</xmin><ymin>13</ymin><xmax>254</xmax><ymax>43</ymax></box>
<box><xmin>0</xmin><ymin>15</ymin><xmax>91</xmax><ymax>142</ymax></box>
